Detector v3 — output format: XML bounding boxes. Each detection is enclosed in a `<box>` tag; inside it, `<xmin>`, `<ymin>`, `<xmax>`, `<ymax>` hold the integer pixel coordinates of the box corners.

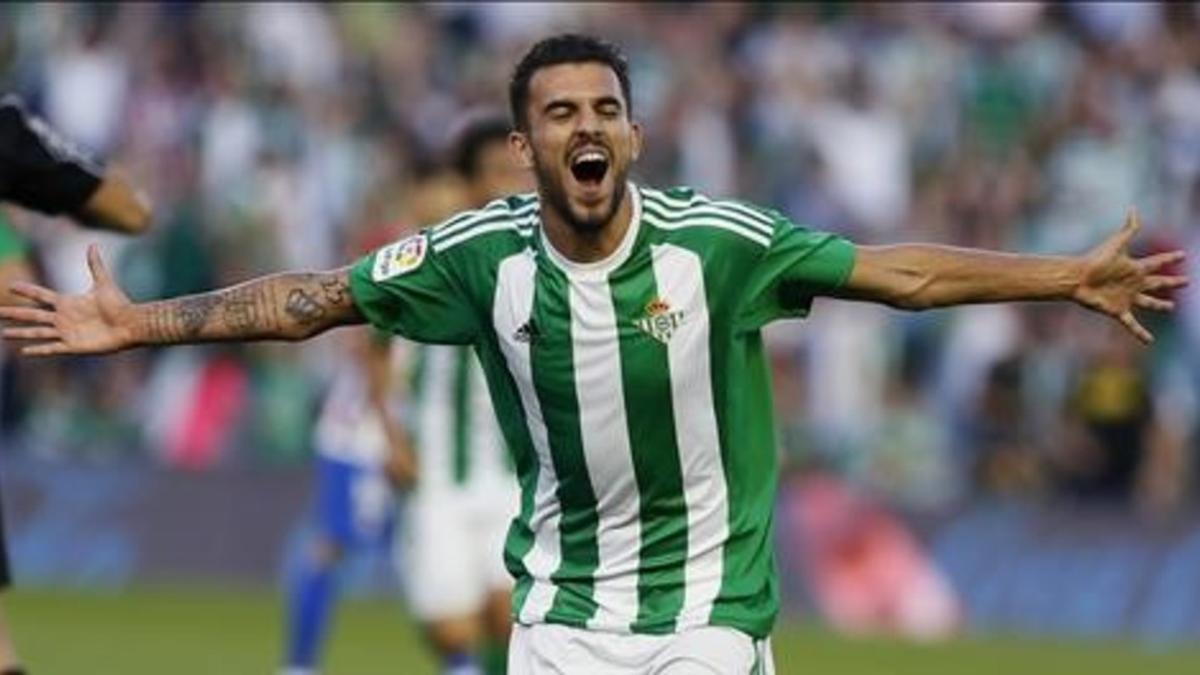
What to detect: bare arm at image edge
<box><xmin>835</xmin><ymin>210</ymin><xmax>1188</xmax><ymax>344</ymax></box>
<box><xmin>0</xmin><ymin>245</ymin><xmax>364</xmax><ymax>356</ymax></box>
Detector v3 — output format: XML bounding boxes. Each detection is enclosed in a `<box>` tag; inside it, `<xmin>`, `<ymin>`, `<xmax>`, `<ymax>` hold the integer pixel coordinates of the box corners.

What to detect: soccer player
<box><xmin>401</xmin><ymin>113</ymin><xmax>531</xmax><ymax>675</ymax></box>
<box><xmin>0</xmin><ymin>35</ymin><xmax>1187</xmax><ymax>674</ymax></box>
<box><xmin>0</xmin><ymin>93</ymin><xmax>151</xmax><ymax>675</ymax></box>
<box><xmin>280</xmin><ymin>326</ymin><xmax>415</xmax><ymax>675</ymax></box>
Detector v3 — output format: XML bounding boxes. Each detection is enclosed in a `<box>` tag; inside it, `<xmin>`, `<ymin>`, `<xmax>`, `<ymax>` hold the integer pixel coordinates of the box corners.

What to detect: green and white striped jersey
<box><xmin>350</xmin><ymin>184</ymin><xmax>855</xmax><ymax>638</ymax></box>
<box><xmin>407</xmin><ymin>344</ymin><xmax>510</xmax><ymax>492</ymax></box>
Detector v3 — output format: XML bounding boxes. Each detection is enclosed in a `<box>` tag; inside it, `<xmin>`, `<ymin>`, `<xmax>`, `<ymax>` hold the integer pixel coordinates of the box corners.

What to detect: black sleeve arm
<box><xmin>0</xmin><ymin>94</ymin><xmax>103</xmax><ymax>216</ymax></box>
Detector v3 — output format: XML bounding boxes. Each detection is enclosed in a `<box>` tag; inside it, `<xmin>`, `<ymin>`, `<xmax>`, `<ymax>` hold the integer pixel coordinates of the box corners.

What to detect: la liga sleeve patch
<box><xmin>372</xmin><ymin>233</ymin><xmax>428</xmax><ymax>281</ymax></box>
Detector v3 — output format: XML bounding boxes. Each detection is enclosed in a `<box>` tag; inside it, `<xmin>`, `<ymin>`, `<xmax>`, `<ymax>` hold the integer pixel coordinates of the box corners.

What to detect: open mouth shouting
<box><xmin>568</xmin><ymin>146</ymin><xmax>611</xmax><ymax>201</ymax></box>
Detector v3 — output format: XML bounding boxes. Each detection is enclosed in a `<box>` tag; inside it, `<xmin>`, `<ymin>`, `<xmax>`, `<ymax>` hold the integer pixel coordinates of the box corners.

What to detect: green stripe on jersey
<box><xmin>491</xmin><ymin>252</ymin><xmax>556</xmax><ymax>624</ymax></box>
<box><xmin>408</xmin><ymin>347</ymin><xmax>426</xmax><ymax>403</ymax></box>
<box><xmin>482</xmin><ymin>336</ymin><xmax>541</xmax><ymax>615</ymax></box>
<box><xmin>707</xmin><ymin>329</ymin><xmax>780</xmax><ymax>637</ymax></box>
<box><xmin>532</xmin><ymin>265</ymin><xmax>599</xmax><ymax>626</ymax></box>
<box><xmin>610</xmin><ymin>266</ymin><xmax>687</xmax><ymax>633</ymax></box>
<box><xmin>482</xmin><ymin>270</ymin><xmax>544</xmax><ymax>619</ymax></box>
<box><xmin>451</xmin><ymin>349</ymin><xmax>472</xmax><ymax>484</ymax></box>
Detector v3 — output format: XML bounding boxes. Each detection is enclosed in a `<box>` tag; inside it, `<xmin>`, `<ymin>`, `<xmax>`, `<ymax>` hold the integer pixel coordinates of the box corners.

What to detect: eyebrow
<box><xmin>595</xmin><ymin>96</ymin><xmax>622</xmax><ymax>110</ymax></box>
<box><xmin>542</xmin><ymin>95</ymin><xmax>624</xmax><ymax>114</ymax></box>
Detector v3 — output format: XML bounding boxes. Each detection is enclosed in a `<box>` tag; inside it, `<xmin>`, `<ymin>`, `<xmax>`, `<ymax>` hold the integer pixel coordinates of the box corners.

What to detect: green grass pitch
<box><xmin>5</xmin><ymin>585</ymin><xmax>1198</xmax><ymax>674</ymax></box>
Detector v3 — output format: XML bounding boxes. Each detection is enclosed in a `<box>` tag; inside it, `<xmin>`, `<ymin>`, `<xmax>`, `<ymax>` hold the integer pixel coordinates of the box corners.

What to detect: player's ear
<box><xmin>630</xmin><ymin>120</ymin><xmax>644</xmax><ymax>163</ymax></box>
<box><xmin>509</xmin><ymin>130</ymin><xmax>535</xmax><ymax>170</ymax></box>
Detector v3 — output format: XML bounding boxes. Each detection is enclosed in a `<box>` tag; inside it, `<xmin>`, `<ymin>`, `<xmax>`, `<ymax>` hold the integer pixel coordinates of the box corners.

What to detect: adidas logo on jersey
<box><xmin>513</xmin><ymin>320</ymin><xmax>540</xmax><ymax>344</ymax></box>
<box><xmin>634</xmin><ymin>297</ymin><xmax>684</xmax><ymax>344</ymax></box>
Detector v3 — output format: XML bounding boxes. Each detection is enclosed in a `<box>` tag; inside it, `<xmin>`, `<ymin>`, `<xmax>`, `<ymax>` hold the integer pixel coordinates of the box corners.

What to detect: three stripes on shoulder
<box><xmin>429</xmin><ymin>189</ymin><xmax>776</xmax><ymax>254</ymax></box>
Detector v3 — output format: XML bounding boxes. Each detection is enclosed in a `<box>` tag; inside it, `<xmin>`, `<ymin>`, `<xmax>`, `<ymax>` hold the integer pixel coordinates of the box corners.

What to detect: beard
<box><xmin>533</xmin><ymin>152</ymin><xmax>627</xmax><ymax>235</ymax></box>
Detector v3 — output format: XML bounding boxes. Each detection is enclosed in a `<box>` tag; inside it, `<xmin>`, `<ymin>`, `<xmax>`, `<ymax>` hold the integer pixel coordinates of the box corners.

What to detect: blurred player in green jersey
<box><xmin>398</xmin><ymin>112</ymin><xmax>531</xmax><ymax>675</ymax></box>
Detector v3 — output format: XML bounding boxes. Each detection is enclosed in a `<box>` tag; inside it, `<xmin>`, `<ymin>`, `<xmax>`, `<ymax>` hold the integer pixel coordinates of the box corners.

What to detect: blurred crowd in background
<box><xmin>1</xmin><ymin>2</ymin><xmax>1198</xmax><ymax>520</ymax></box>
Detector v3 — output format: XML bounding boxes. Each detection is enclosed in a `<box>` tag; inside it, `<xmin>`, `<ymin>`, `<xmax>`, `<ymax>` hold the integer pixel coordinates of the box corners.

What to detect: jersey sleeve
<box><xmin>348</xmin><ymin>231</ymin><xmax>480</xmax><ymax>345</ymax></box>
<box><xmin>0</xmin><ymin>95</ymin><xmax>103</xmax><ymax>216</ymax></box>
<box><xmin>0</xmin><ymin>211</ymin><xmax>29</xmax><ymax>264</ymax></box>
<box><xmin>737</xmin><ymin>210</ymin><xmax>856</xmax><ymax>330</ymax></box>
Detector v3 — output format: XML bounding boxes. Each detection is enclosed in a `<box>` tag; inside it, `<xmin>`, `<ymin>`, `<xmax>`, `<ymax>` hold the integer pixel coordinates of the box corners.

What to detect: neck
<box><xmin>540</xmin><ymin>188</ymin><xmax>633</xmax><ymax>264</ymax></box>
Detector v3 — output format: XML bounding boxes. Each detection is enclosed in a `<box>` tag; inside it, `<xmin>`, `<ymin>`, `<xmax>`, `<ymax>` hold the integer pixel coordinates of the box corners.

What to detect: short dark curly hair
<box><xmin>508</xmin><ymin>33</ymin><xmax>632</xmax><ymax>132</ymax></box>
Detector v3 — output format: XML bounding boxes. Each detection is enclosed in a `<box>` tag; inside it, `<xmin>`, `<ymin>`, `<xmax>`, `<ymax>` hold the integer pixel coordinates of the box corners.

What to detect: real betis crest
<box><xmin>634</xmin><ymin>297</ymin><xmax>684</xmax><ymax>344</ymax></box>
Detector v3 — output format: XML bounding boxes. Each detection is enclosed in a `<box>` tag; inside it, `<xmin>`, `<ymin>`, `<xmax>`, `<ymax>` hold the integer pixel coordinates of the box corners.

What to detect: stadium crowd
<box><xmin>0</xmin><ymin>2</ymin><xmax>1197</xmax><ymax>518</ymax></box>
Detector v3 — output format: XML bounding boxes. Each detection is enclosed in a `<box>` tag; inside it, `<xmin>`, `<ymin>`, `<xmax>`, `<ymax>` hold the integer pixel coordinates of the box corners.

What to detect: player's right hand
<box><xmin>0</xmin><ymin>244</ymin><xmax>136</xmax><ymax>356</ymax></box>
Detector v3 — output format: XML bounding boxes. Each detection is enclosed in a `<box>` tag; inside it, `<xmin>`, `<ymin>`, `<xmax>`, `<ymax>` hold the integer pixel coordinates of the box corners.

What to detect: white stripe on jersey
<box><xmin>641</xmin><ymin>203</ymin><xmax>775</xmax><ymax>241</ymax></box>
<box><xmin>495</xmin><ymin>250</ymin><xmax>562</xmax><ymax>623</ymax></box>
<box><xmin>643</xmin><ymin>190</ymin><xmax>775</xmax><ymax>235</ymax></box>
<box><xmin>434</xmin><ymin>216</ymin><xmax>535</xmax><ymax>253</ymax></box>
<box><xmin>429</xmin><ymin>200</ymin><xmax>506</xmax><ymax>237</ymax></box>
<box><xmin>431</xmin><ymin>200</ymin><xmax>537</xmax><ymax>246</ymax></box>
<box><xmin>651</xmin><ymin>244</ymin><xmax>728</xmax><ymax>629</ymax></box>
<box><xmin>467</xmin><ymin>353</ymin><xmax>510</xmax><ymax>486</ymax></box>
<box><xmin>568</xmin><ymin>275</ymin><xmax>643</xmax><ymax>631</ymax></box>
<box><xmin>414</xmin><ymin>346</ymin><xmax>455</xmax><ymax>489</ymax></box>
<box><xmin>642</xmin><ymin>213</ymin><xmax>770</xmax><ymax>248</ymax></box>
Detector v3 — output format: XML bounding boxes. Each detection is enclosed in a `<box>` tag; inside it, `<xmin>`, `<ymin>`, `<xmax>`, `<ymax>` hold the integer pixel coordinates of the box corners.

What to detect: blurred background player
<box><xmin>280</xmin><ymin>112</ymin><xmax>528</xmax><ymax>675</ymax></box>
<box><xmin>399</xmin><ymin>112</ymin><xmax>532</xmax><ymax>675</ymax></box>
<box><xmin>279</xmin><ymin>325</ymin><xmax>416</xmax><ymax>675</ymax></box>
<box><xmin>0</xmin><ymin>92</ymin><xmax>151</xmax><ymax>675</ymax></box>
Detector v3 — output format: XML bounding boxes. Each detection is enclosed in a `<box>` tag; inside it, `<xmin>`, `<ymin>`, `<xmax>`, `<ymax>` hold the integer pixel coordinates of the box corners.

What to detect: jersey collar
<box><xmin>539</xmin><ymin>182</ymin><xmax>642</xmax><ymax>280</ymax></box>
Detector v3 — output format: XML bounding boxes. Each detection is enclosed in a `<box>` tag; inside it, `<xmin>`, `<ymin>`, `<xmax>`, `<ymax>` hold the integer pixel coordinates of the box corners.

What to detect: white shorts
<box><xmin>399</xmin><ymin>483</ymin><xmax>518</xmax><ymax>620</ymax></box>
<box><xmin>509</xmin><ymin>623</ymin><xmax>775</xmax><ymax>675</ymax></box>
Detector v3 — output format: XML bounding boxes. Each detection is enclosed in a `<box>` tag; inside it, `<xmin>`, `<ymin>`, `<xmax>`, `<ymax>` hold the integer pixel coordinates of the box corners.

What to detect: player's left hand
<box><xmin>384</xmin><ymin>439</ymin><xmax>418</xmax><ymax>490</ymax></box>
<box><xmin>1072</xmin><ymin>209</ymin><xmax>1188</xmax><ymax>344</ymax></box>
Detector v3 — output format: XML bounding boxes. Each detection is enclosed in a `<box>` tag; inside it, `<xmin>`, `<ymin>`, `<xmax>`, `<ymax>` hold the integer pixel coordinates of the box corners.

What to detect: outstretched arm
<box><xmin>836</xmin><ymin>211</ymin><xmax>1187</xmax><ymax>343</ymax></box>
<box><xmin>0</xmin><ymin>245</ymin><xmax>364</xmax><ymax>356</ymax></box>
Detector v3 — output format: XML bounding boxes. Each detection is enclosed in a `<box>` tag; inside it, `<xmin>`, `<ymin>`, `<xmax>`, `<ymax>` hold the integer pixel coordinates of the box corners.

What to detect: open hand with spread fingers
<box><xmin>1072</xmin><ymin>209</ymin><xmax>1188</xmax><ymax>344</ymax></box>
<box><xmin>0</xmin><ymin>244</ymin><xmax>136</xmax><ymax>356</ymax></box>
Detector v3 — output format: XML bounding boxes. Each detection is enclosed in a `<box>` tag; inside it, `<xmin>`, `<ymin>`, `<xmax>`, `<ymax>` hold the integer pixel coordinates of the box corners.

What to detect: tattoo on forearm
<box><xmin>222</xmin><ymin>286</ymin><xmax>265</xmax><ymax>334</ymax></box>
<box><xmin>144</xmin><ymin>305</ymin><xmax>176</xmax><ymax>343</ymax></box>
<box><xmin>142</xmin><ymin>285</ymin><xmax>276</xmax><ymax>344</ymax></box>
<box><xmin>284</xmin><ymin>287</ymin><xmax>327</xmax><ymax>325</ymax></box>
<box><xmin>138</xmin><ymin>272</ymin><xmax>351</xmax><ymax>344</ymax></box>
<box><xmin>319</xmin><ymin>276</ymin><xmax>348</xmax><ymax>306</ymax></box>
<box><xmin>178</xmin><ymin>295</ymin><xmax>222</xmax><ymax>338</ymax></box>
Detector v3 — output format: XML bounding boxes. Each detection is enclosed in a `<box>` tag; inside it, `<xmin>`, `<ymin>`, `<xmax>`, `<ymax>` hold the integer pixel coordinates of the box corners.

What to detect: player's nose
<box><xmin>576</xmin><ymin>107</ymin><xmax>604</xmax><ymax>134</ymax></box>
